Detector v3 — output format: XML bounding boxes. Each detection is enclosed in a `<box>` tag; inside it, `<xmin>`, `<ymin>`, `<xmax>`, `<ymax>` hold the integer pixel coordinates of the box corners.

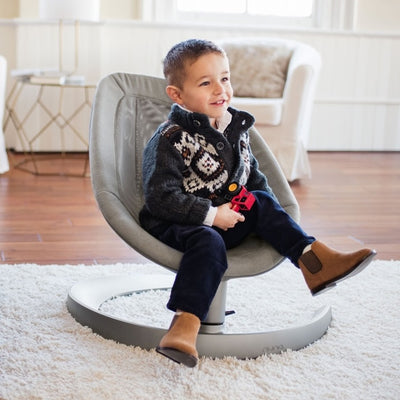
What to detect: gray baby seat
<box><xmin>67</xmin><ymin>73</ymin><xmax>331</xmax><ymax>359</ymax></box>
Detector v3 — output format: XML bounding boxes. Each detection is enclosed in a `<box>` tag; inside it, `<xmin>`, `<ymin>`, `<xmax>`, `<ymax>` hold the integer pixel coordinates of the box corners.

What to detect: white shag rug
<box><xmin>0</xmin><ymin>260</ymin><xmax>399</xmax><ymax>400</ymax></box>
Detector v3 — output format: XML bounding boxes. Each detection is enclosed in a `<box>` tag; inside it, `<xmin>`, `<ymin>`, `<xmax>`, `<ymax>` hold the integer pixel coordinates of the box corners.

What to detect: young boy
<box><xmin>139</xmin><ymin>39</ymin><xmax>376</xmax><ymax>368</ymax></box>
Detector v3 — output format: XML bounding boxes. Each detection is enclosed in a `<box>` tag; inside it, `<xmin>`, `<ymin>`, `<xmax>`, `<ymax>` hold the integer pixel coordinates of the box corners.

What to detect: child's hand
<box><xmin>213</xmin><ymin>203</ymin><xmax>245</xmax><ymax>231</ymax></box>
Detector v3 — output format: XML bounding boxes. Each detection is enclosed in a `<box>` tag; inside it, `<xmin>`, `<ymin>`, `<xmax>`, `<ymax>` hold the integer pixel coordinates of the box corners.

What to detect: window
<box><xmin>176</xmin><ymin>0</ymin><xmax>316</xmax><ymax>28</ymax></box>
<box><xmin>176</xmin><ymin>0</ymin><xmax>313</xmax><ymax>18</ymax></box>
<box><xmin>147</xmin><ymin>0</ymin><xmax>318</xmax><ymax>28</ymax></box>
<box><xmin>143</xmin><ymin>0</ymin><xmax>356</xmax><ymax>31</ymax></box>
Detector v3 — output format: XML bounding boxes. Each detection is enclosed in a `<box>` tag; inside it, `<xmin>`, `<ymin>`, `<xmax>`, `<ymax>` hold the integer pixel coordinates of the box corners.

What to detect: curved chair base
<box><xmin>67</xmin><ymin>274</ymin><xmax>332</xmax><ymax>359</ymax></box>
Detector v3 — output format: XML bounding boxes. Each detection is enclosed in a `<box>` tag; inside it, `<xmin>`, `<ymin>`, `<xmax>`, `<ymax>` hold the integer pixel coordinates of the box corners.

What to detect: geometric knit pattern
<box><xmin>163</xmin><ymin>124</ymin><xmax>251</xmax><ymax>197</ymax></box>
<box><xmin>173</xmin><ymin>129</ymin><xmax>228</xmax><ymax>194</ymax></box>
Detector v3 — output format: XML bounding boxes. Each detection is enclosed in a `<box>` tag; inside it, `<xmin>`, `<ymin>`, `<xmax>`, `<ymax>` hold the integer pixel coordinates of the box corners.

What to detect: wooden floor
<box><xmin>0</xmin><ymin>151</ymin><xmax>399</xmax><ymax>265</ymax></box>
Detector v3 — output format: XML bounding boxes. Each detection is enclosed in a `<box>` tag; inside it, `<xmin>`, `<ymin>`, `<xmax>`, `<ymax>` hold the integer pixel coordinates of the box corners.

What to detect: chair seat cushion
<box><xmin>230</xmin><ymin>97</ymin><xmax>283</xmax><ymax>126</ymax></box>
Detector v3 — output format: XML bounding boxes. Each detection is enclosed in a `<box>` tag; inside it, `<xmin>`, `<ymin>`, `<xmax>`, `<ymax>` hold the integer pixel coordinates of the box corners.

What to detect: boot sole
<box><xmin>156</xmin><ymin>346</ymin><xmax>198</xmax><ymax>368</ymax></box>
<box><xmin>312</xmin><ymin>250</ymin><xmax>376</xmax><ymax>296</ymax></box>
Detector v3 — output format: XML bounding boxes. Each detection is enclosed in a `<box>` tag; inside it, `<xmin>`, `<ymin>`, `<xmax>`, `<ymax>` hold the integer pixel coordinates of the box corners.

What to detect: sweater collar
<box><xmin>169</xmin><ymin>103</ymin><xmax>254</xmax><ymax>134</ymax></box>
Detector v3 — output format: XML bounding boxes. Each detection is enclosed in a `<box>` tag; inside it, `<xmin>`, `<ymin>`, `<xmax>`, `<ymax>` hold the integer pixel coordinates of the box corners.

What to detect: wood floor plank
<box><xmin>0</xmin><ymin>151</ymin><xmax>399</xmax><ymax>264</ymax></box>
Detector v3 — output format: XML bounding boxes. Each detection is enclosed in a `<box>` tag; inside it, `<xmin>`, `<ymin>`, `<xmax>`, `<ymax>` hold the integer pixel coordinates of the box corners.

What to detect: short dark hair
<box><xmin>163</xmin><ymin>39</ymin><xmax>226</xmax><ymax>88</ymax></box>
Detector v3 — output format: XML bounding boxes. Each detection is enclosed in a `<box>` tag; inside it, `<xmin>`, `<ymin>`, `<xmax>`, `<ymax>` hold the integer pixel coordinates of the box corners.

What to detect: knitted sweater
<box><xmin>139</xmin><ymin>104</ymin><xmax>275</xmax><ymax>232</ymax></box>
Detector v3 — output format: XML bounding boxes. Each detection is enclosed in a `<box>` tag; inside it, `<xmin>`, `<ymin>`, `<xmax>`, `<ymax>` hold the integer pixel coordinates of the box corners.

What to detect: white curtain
<box><xmin>0</xmin><ymin>55</ymin><xmax>9</xmax><ymax>174</ymax></box>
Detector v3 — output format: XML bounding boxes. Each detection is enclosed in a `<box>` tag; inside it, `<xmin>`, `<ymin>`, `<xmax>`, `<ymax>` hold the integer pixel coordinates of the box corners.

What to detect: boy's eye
<box><xmin>222</xmin><ymin>77</ymin><xmax>230</xmax><ymax>82</ymax></box>
<box><xmin>200</xmin><ymin>81</ymin><xmax>210</xmax><ymax>87</ymax></box>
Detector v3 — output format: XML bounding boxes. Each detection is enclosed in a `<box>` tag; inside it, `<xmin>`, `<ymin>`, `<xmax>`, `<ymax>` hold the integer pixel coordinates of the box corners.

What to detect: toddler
<box><xmin>139</xmin><ymin>39</ymin><xmax>376</xmax><ymax>367</ymax></box>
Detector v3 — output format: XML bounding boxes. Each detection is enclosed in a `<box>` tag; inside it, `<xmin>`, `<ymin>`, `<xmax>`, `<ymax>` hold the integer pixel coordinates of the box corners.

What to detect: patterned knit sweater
<box><xmin>139</xmin><ymin>104</ymin><xmax>275</xmax><ymax>232</ymax></box>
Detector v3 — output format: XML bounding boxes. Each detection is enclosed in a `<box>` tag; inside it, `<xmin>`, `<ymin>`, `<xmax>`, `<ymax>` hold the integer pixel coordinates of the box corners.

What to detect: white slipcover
<box><xmin>0</xmin><ymin>55</ymin><xmax>9</xmax><ymax>174</ymax></box>
<box><xmin>221</xmin><ymin>38</ymin><xmax>321</xmax><ymax>181</ymax></box>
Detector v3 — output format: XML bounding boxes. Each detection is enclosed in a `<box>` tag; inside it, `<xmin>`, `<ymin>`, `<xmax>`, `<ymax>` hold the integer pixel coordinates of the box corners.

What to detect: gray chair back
<box><xmin>90</xmin><ymin>73</ymin><xmax>299</xmax><ymax>278</ymax></box>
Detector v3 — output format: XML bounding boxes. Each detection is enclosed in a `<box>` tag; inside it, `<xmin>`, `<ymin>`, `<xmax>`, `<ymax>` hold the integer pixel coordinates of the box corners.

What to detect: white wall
<box><xmin>2</xmin><ymin>20</ymin><xmax>399</xmax><ymax>152</ymax></box>
<box><xmin>1</xmin><ymin>0</ymin><xmax>400</xmax><ymax>151</ymax></box>
<box><xmin>0</xmin><ymin>0</ymin><xmax>141</xmax><ymax>19</ymax></box>
<box><xmin>356</xmin><ymin>0</ymin><xmax>400</xmax><ymax>32</ymax></box>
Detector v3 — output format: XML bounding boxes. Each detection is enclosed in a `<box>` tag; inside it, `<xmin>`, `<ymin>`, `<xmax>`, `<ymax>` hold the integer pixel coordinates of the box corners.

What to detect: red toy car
<box><xmin>227</xmin><ymin>183</ymin><xmax>255</xmax><ymax>212</ymax></box>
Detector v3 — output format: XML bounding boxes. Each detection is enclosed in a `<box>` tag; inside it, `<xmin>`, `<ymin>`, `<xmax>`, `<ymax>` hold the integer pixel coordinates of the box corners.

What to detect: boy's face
<box><xmin>166</xmin><ymin>53</ymin><xmax>233</xmax><ymax>126</ymax></box>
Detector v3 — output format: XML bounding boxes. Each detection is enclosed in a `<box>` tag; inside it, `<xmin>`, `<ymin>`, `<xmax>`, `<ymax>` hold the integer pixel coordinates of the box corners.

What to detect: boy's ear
<box><xmin>166</xmin><ymin>85</ymin><xmax>183</xmax><ymax>105</ymax></box>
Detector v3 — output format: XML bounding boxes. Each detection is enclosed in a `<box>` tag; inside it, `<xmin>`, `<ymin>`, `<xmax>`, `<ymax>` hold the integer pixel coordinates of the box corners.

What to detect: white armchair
<box><xmin>219</xmin><ymin>38</ymin><xmax>321</xmax><ymax>181</ymax></box>
<box><xmin>0</xmin><ymin>55</ymin><xmax>9</xmax><ymax>174</ymax></box>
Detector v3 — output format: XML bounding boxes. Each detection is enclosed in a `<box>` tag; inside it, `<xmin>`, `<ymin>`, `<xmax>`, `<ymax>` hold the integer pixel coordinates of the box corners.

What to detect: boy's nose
<box><xmin>213</xmin><ymin>82</ymin><xmax>224</xmax><ymax>94</ymax></box>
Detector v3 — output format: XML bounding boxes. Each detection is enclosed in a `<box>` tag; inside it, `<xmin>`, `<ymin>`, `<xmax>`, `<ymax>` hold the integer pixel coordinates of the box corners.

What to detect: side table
<box><xmin>3</xmin><ymin>76</ymin><xmax>96</xmax><ymax>177</ymax></box>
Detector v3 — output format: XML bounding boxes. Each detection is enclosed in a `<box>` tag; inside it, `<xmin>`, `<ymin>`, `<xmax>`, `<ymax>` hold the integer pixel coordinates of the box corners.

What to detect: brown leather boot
<box><xmin>298</xmin><ymin>241</ymin><xmax>376</xmax><ymax>296</ymax></box>
<box><xmin>156</xmin><ymin>311</ymin><xmax>201</xmax><ymax>368</ymax></box>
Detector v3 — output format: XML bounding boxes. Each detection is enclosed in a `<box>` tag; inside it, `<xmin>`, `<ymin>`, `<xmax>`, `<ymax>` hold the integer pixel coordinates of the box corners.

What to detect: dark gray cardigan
<box><xmin>139</xmin><ymin>104</ymin><xmax>275</xmax><ymax>232</ymax></box>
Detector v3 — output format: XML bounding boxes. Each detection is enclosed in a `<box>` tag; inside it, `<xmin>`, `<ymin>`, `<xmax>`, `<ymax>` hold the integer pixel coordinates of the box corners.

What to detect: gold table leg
<box><xmin>3</xmin><ymin>80</ymin><xmax>95</xmax><ymax>177</ymax></box>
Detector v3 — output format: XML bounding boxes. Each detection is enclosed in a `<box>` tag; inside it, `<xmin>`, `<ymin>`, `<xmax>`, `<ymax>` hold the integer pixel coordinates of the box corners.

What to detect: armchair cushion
<box><xmin>222</xmin><ymin>41</ymin><xmax>293</xmax><ymax>98</ymax></box>
<box><xmin>230</xmin><ymin>97</ymin><xmax>283</xmax><ymax>126</ymax></box>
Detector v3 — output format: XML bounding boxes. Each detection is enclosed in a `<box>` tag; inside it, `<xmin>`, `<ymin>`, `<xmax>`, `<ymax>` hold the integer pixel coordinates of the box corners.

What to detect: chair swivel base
<box><xmin>66</xmin><ymin>274</ymin><xmax>332</xmax><ymax>359</ymax></box>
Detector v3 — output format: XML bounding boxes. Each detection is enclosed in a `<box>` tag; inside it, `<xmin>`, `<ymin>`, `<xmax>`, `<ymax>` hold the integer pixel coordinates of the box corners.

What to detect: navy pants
<box><xmin>151</xmin><ymin>190</ymin><xmax>315</xmax><ymax>321</ymax></box>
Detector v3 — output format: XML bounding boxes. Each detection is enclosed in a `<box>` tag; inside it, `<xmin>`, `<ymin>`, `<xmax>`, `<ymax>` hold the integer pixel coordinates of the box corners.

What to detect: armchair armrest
<box><xmin>283</xmin><ymin>43</ymin><xmax>321</xmax><ymax>99</ymax></box>
<box><xmin>0</xmin><ymin>55</ymin><xmax>9</xmax><ymax>174</ymax></box>
<box><xmin>0</xmin><ymin>55</ymin><xmax>6</xmax><ymax>127</ymax></box>
<box><xmin>281</xmin><ymin>43</ymin><xmax>321</xmax><ymax>142</ymax></box>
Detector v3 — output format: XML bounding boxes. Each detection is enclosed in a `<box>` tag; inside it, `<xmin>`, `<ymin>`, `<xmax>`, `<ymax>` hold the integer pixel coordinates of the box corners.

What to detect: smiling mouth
<box><xmin>212</xmin><ymin>99</ymin><xmax>226</xmax><ymax>106</ymax></box>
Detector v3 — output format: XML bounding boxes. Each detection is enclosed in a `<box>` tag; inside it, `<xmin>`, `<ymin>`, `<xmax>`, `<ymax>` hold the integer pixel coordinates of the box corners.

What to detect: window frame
<box><xmin>141</xmin><ymin>0</ymin><xmax>357</xmax><ymax>31</ymax></box>
<box><xmin>174</xmin><ymin>0</ymin><xmax>315</xmax><ymax>28</ymax></box>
